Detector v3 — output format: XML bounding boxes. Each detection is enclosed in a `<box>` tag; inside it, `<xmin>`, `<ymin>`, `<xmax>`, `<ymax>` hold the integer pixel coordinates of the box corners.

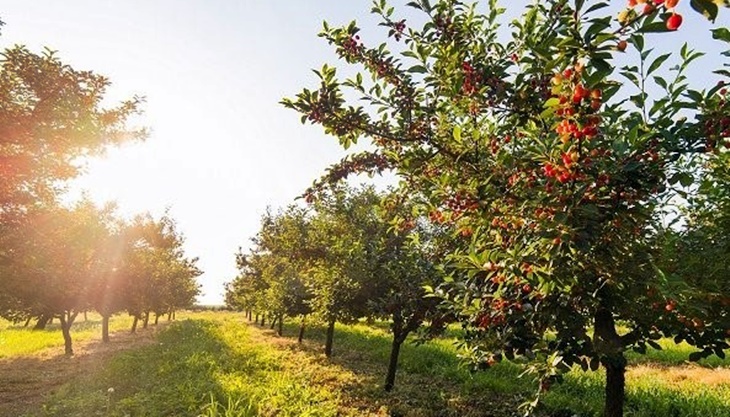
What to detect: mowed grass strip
<box><xmin>23</xmin><ymin>313</ymin><xmax>730</xmax><ymax>417</ymax></box>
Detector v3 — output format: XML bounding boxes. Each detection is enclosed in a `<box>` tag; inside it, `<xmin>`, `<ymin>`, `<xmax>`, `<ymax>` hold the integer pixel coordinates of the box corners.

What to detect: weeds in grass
<box><xmin>197</xmin><ymin>393</ymin><xmax>256</xmax><ymax>417</ymax></box>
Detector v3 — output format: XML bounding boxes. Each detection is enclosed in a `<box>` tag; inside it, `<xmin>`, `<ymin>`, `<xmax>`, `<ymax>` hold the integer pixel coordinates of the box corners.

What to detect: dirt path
<box><xmin>0</xmin><ymin>325</ymin><xmax>168</xmax><ymax>417</ymax></box>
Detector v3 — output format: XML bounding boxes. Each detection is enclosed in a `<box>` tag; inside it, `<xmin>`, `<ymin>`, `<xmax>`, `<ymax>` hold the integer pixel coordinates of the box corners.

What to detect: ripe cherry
<box><xmin>617</xmin><ymin>40</ymin><xmax>628</xmax><ymax>52</ymax></box>
<box><xmin>666</xmin><ymin>13</ymin><xmax>682</xmax><ymax>30</ymax></box>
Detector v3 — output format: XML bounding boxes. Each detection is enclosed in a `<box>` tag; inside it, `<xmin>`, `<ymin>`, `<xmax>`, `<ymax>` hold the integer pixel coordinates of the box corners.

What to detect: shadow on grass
<box><xmin>25</xmin><ymin>320</ymin><xmax>248</xmax><ymax>417</ymax></box>
<box><xmin>251</xmin><ymin>317</ymin><xmax>730</xmax><ymax>417</ymax></box>
<box><xmin>249</xmin><ymin>318</ymin><xmax>533</xmax><ymax>417</ymax></box>
<box><xmin>0</xmin><ymin>324</ymin><xmax>165</xmax><ymax>417</ymax></box>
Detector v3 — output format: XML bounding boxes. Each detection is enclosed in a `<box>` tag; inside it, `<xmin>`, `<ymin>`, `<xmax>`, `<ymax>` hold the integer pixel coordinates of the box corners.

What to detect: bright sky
<box><xmin>1</xmin><ymin>1</ymin><xmax>728</xmax><ymax>304</ymax></box>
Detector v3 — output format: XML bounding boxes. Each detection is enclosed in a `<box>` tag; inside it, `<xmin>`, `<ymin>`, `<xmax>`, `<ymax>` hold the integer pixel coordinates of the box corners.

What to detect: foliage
<box><xmin>283</xmin><ymin>0</ymin><xmax>730</xmax><ymax>415</ymax></box>
<box><xmin>0</xmin><ymin>45</ymin><xmax>144</xmax><ymax>223</ymax></box>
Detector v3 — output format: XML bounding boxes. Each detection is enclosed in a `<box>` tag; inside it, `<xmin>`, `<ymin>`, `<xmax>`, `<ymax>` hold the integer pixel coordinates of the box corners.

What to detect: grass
<box><xmin>0</xmin><ymin>313</ymin><xmax>140</xmax><ymax>358</ymax></box>
<box><xmin>7</xmin><ymin>312</ymin><xmax>730</xmax><ymax>417</ymax></box>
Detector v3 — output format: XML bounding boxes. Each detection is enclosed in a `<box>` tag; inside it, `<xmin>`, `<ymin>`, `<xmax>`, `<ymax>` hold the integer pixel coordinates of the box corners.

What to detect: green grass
<box><xmin>28</xmin><ymin>314</ymin><xmax>343</xmax><ymax>417</ymax></box>
<box><xmin>15</xmin><ymin>313</ymin><xmax>730</xmax><ymax>417</ymax></box>
<box><xmin>0</xmin><ymin>314</ymin><xmax>138</xmax><ymax>358</ymax></box>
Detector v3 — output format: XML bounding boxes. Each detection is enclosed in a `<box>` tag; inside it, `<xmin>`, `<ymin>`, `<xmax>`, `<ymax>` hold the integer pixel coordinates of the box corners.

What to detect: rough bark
<box><xmin>102</xmin><ymin>314</ymin><xmax>110</xmax><ymax>343</ymax></box>
<box><xmin>324</xmin><ymin>319</ymin><xmax>336</xmax><ymax>357</ymax></box>
<box><xmin>33</xmin><ymin>314</ymin><xmax>51</xmax><ymax>330</ymax></box>
<box><xmin>595</xmin><ymin>307</ymin><xmax>626</xmax><ymax>417</ymax></box>
<box><xmin>603</xmin><ymin>355</ymin><xmax>627</xmax><ymax>417</ymax></box>
<box><xmin>298</xmin><ymin>318</ymin><xmax>306</xmax><ymax>343</ymax></box>
<box><xmin>58</xmin><ymin>312</ymin><xmax>77</xmax><ymax>356</ymax></box>
<box><xmin>385</xmin><ymin>335</ymin><xmax>404</xmax><ymax>392</ymax></box>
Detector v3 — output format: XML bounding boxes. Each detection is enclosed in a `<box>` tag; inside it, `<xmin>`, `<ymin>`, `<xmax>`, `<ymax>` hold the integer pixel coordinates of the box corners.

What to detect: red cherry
<box><xmin>666</xmin><ymin>13</ymin><xmax>682</xmax><ymax>30</ymax></box>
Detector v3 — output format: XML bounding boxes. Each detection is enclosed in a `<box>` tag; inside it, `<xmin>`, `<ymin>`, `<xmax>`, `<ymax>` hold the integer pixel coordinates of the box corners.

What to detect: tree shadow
<box><xmin>0</xmin><ymin>323</ymin><xmax>175</xmax><ymax>416</ymax></box>
<box><xmin>250</xmin><ymin>318</ymin><xmax>533</xmax><ymax>417</ymax></box>
<box><xmin>1</xmin><ymin>320</ymin><xmax>239</xmax><ymax>417</ymax></box>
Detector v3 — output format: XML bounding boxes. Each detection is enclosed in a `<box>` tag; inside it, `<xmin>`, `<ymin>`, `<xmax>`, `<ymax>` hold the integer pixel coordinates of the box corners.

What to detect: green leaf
<box><xmin>408</xmin><ymin>65</ymin><xmax>428</xmax><ymax>74</ymax></box>
<box><xmin>543</xmin><ymin>97</ymin><xmax>560</xmax><ymax>108</ymax></box>
<box><xmin>585</xmin><ymin>2</ymin><xmax>610</xmax><ymax>15</ymax></box>
<box><xmin>691</xmin><ymin>0</ymin><xmax>719</xmax><ymax>21</ymax></box>
<box><xmin>453</xmin><ymin>125</ymin><xmax>462</xmax><ymax>142</ymax></box>
<box><xmin>639</xmin><ymin>22</ymin><xmax>672</xmax><ymax>34</ymax></box>
<box><xmin>712</xmin><ymin>27</ymin><xmax>730</xmax><ymax>43</ymax></box>
<box><xmin>648</xmin><ymin>53</ymin><xmax>671</xmax><ymax>75</ymax></box>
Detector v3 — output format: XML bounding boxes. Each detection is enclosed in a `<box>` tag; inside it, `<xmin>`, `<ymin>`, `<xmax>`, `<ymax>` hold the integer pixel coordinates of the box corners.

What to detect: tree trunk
<box><xmin>277</xmin><ymin>315</ymin><xmax>283</xmax><ymax>336</ymax></box>
<box><xmin>595</xmin><ymin>307</ymin><xmax>626</xmax><ymax>417</ymax></box>
<box><xmin>84</xmin><ymin>311</ymin><xmax>88</xmax><ymax>322</ymax></box>
<box><xmin>603</xmin><ymin>355</ymin><xmax>627</xmax><ymax>417</ymax></box>
<box><xmin>23</xmin><ymin>317</ymin><xmax>31</xmax><ymax>327</ymax></box>
<box><xmin>269</xmin><ymin>316</ymin><xmax>277</xmax><ymax>330</ymax></box>
<box><xmin>167</xmin><ymin>311</ymin><xmax>172</xmax><ymax>321</ymax></box>
<box><xmin>102</xmin><ymin>315</ymin><xmax>110</xmax><ymax>343</ymax></box>
<box><xmin>298</xmin><ymin>317</ymin><xmax>306</xmax><ymax>343</ymax></box>
<box><xmin>154</xmin><ymin>313</ymin><xmax>160</xmax><ymax>325</ymax></box>
<box><xmin>33</xmin><ymin>314</ymin><xmax>50</xmax><ymax>330</ymax></box>
<box><xmin>142</xmin><ymin>311</ymin><xmax>150</xmax><ymax>329</ymax></box>
<box><xmin>261</xmin><ymin>315</ymin><xmax>265</xmax><ymax>327</ymax></box>
<box><xmin>255</xmin><ymin>314</ymin><xmax>260</xmax><ymax>325</ymax></box>
<box><xmin>324</xmin><ymin>319</ymin><xmax>336</xmax><ymax>357</ymax></box>
<box><xmin>131</xmin><ymin>316</ymin><xmax>139</xmax><ymax>333</ymax></box>
<box><xmin>58</xmin><ymin>312</ymin><xmax>77</xmax><ymax>356</ymax></box>
<box><xmin>172</xmin><ymin>310</ymin><xmax>176</xmax><ymax>320</ymax></box>
<box><xmin>248</xmin><ymin>310</ymin><xmax>252</xmax><ymax>321</ymax></box>
<box><xmin>385</xmin><ymin>335</ymin><xmax>405</xmax><ymax>392</ymax></box>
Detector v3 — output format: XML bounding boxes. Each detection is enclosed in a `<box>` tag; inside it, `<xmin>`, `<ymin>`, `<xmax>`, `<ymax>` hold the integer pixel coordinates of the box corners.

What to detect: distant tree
<box><xmin>121</xmin><ymin>213</ymin><xmax>201</xmax><ymax>333</ymax></box>
<box><xmin>307</xmin><ymin>185</ymin><xmax>384</xmax><ymax>357</ymax></box>
<box><xmin>227</xmin><ymin>207</ymin><xmax>314</xmax><ymax>337</ymax></box>
<box><xmin>1</xmin><ymin>200</ymin><xmax>115</xmax><ymax>354</ymax></box>
<box><xmin>370</xmin><ymin>194</ymin><xmax>445</xmax><ymax>391</ymax></box>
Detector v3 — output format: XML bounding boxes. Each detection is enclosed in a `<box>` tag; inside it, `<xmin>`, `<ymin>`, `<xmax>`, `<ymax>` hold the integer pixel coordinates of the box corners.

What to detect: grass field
<box><xmin>0</xmin><ymin>314</ymin><xmax>139</xmax><ymax>358</ymax></box>
<box><xmin>1</xmin><ymin>312</ymin><xmax>728</xmax><ymax>417</ymax></box>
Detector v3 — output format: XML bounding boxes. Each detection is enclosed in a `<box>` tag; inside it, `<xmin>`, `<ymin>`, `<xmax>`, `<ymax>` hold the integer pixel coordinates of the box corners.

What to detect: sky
<box><xmin>1</xmin><ymin>1</ymin><xmax>728</xmax><ymax>304</ymax></box>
